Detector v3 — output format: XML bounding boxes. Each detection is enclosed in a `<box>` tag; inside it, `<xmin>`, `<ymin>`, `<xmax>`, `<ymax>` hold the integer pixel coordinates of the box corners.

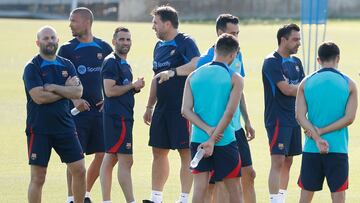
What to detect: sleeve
<box><xmin>103</xmin><ymin>42</ymin><xmax>113</xmax><ymax>56</ymax></box>
<box><xmin>262</xmin><ymin>58</ymin><xmax>285</xmax><ymax>85</ymax></box>
<box><xmin>23</xmin><ymin>63</ymin><xmax>43</xmax><ymax>91</ymax></box>
<box><xmin>66</xmin><ymin>60</ymin><xmax>77</xmax><ymax>77</ymax></box>
<box><xmin>297</xmin><ymin>58</ymin><xmax>306</xmax><ymax>80</ymax></box>
<box><xmin>101</xmin><ymin>59</ymin><xmax>118</xmax><ymax>81</ymax></box>
<box><xmin>57</xmin><ymin>45</ymin><xmax>68</xmax><ymax>59</ymax></box>
<box><xmin>196</xmin><ymin>48</ymin><xmax>214</xmax><ymax>68</ymax></box>
<box><xmin>182</xmin><ymin>37</ymin><xmax>200</xmax><ymax>63</ymax></box>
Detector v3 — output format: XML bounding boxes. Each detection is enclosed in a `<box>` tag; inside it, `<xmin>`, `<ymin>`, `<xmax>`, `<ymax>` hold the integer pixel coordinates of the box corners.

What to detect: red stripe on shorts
<box><xmin>269</xmin><ymin>119</ymin><xmax>280</xmax><ymax>152</ymax></box>
<box><xmin>225</xmin><ymin>154</ymin><xmax>242</xmax><ymax>178</ymax></box>
<box><xmin>28</xmin><ymin>127</ymin><xmax>35</xmax><ymax>158</ymax></box>
<box><xmin>108</xmin><ymin>117</ymin><xmax>126</xmax><ymax>153</ymax></box>
<box><xmin>336</xmin><ymin>178</ymin><xmax>349</xmax><ymax>192</ymax></box>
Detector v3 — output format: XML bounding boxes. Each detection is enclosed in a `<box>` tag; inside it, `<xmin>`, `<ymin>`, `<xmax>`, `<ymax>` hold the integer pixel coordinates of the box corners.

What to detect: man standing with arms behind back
<box><xmin>296</xmin><ymin>42</ymin><xmax>357</xmax><ymax>203</ymax></box>
<box><xmin>262</xmin><ymin>24</ymin><xmax>305</xmax><ymax>203</ymax></box>
<box><xmin>58</xmin><ymin>7</ymin><xmax>114</xmax><ymax>203</ymax></box>
<box><xmin>197</xmin><ymin>14</ymin><xmax>256</xmax><ymax>203</ymax></box>
<box><xmin>142</xmin><ymin>5</ymin><xmax>200</xmax><ymax>203</ymax></box>
<box><xmin>23</xmin><ymin>26</ymin><xmax>86</xmax><ymax>203</ymax></box>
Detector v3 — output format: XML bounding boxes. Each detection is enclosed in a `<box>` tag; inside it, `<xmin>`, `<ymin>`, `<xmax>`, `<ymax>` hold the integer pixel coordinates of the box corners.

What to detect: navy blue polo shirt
<box><xmin>262</xmin><ymin>51</ymin><xmax>305</xmax><ymax>127</ymax></box>
<box><xmin>152</xmin><ymin>33</ymin><xmax>200</xmax><ymax>112</ymax></box>
<box><xmin>58</xmin><ymin>37</ymin><xmax>112</xmax><ymax>116</ymax></box>
<box><xmin>23</xmin><ymin>55</ymin><xmax>77</xmax><ymax>134</ymax></box>
<box><xmin>101</xmin><ymin>53</ymin><xmax>134</xmax><ymax>119</ymax></box>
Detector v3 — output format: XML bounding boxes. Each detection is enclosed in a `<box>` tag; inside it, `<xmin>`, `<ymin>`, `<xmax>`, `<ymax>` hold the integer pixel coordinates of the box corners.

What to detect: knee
<box><xmin>152</xmin><ymin>148</ymin><xmax>168</xmax><ymax>160</ymax></box>
<box><xmin>243</xmin><ymin>168</ymin><xmax>256</xmax><ymax>184</ymax></box>
<box><xmin>71</xmin><ymin>164</ymin><xmax>86</xmax><ymax>177</ymax></box>
<box><xmin>31</xmin><ymin>173</ymin><xmax>46</xmax><ymax>186</ymax></box>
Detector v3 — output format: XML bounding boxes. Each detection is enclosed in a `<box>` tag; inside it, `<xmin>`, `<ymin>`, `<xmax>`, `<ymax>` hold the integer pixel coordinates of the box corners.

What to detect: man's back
<box><xmin>304</xmin><ymin>68</ymin><xmax>350</xmax><ymax>153</ymax></box>
<box><xmin>190</xmin><ymin>61</ymin><xmax>235</xmax><ymax>146</ymax></box>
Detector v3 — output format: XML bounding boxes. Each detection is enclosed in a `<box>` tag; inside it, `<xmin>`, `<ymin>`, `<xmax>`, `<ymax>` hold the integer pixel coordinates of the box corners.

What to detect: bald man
<box><xmin>58</xmin><ymin>7</ymin><xmax>114</xmax><ymax>203</ymax></box>
<box><xmin>23</xmin><ymin>26</ymin><xmax>86</xmax><ymax>203</ymax></box>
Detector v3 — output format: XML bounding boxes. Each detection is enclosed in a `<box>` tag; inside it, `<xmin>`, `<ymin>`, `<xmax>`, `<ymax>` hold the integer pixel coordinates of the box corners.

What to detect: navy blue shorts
<box><xmin>298</xmin><ymin>152</ymin><xmax>349</xmax><ymax>193</ymax></box>
<box><xmin>74</xmin><ymin>115</ymin><xmax>105</xmax><ymax>154</ymax></box>
<box><xmin>26</xmin><ymin>130</ymin><xmax>84</xmax><ymax>167</ymax></box>
<box><xmin>149</xmin><ymin>111</ymin><xmax>190</xmax><ymax>149</ymax></box>
<box><xmin>190</xmin><ymin>142</ymin><xmax>241</xmax><ymax>182</ymax></box>
<box><xmin>103</xmin><ymin>114</ymin><xmax>133</xmax><ymax>154</ymax></box>
<box><xmin>235</xmin><ymin>128</ymin><xmax>252</xmax><ymax>167</ymax></box>
<box><xmin>266</xmin><ymin>125</ymin><xmax>302</xmax><ymax>156</ymax></box>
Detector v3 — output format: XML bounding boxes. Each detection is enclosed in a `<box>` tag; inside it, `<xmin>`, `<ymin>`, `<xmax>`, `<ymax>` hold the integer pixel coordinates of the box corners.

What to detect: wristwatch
<box><xmin>170</xmin><ymin>68</ymin><xmax>177</xmax><ymax>77</ymax></box>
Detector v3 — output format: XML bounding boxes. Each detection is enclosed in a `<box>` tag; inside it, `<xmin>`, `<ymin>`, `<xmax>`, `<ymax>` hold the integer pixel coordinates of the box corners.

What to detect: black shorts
<box><xmin>74</xmin><ymin>115</ymin><xmax>105</xmax><ymax>154</ymax></box>
<box><xmin>27</xmin><ymin>130</ymin><xmax>84</xmax><ymax>167</ymax></box>
<box><xmin>266</xmin><ymin>125</ymin><xmax>302</xmax><ymax>156</ymax></box>
<box><xmin>298</xmin><ymin>152</ymin><xmax>348</xmax><ymax>193</ymax></box>
<box><xmin>103</xmin><ymin>114</ymin><xmax>133</xmax><ymax>154</ymax></box>
<box><xmin>149</xmin><ymin>111</ymin><xmax>190</xmax><ymax>149</ymax></box>
<box><xmin>235</xmin><ymin>128</ymin><xmax>252</xmax><ymax>167</ymax></box>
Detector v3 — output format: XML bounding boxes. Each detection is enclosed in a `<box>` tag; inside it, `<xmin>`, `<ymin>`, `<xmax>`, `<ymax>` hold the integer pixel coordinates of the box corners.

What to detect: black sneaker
<box><xmin>142</xmin><ymin>200</ymin><xmax>155</xmax><ymax>203</ymax></box>
<box><xmin>84</xmin><ymin>197</ymin><xmax>92</xmax><ymax>203</ymax></box>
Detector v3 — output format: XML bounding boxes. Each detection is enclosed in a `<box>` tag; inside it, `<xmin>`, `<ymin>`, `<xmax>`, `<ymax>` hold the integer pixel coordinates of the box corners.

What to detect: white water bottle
<box><xmin>71</xmin><ymin>107</ymin><xmax>80</xmax><ymax>116</ymax></box>
<box><xmin>190</xmin><ymin>148</ymin><xmax>205</xmax><ymax>168</ymax></box>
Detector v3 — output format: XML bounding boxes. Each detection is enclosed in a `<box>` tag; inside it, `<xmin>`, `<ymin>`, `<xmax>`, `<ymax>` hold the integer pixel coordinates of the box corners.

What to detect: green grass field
<box><xmin>0</xmin><ymin>18</ymin><xmax>359</xmax><ymax>202</ymax></box>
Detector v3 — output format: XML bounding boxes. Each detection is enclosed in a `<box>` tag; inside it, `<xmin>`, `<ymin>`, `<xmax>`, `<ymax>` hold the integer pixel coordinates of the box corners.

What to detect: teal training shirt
<box><xmin>196</xmin><ymin>47</ymin><xmax>245</xmax><ymax>131</ymax></box>
<box><xmin>303</xmin><ymin>68</ymin><xmax>349</xmax><ymax>153</ymax></box>
<box><xmin>190</xmin><ymin>61</ymin><xmax>236</xmax><ymax>146</ymax></box>
<box><xmin>229</xmin><ymin>54</ymin><xmax>245</xmax><ymax>131</ymax></box>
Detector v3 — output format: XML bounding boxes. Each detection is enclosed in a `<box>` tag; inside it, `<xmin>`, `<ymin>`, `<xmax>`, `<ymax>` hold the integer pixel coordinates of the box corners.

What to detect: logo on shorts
<box><xmin>278</xmin><ymin>143</ymin><xmax>284</xmax><ymax>150</ymax></box>
<box><xmin>62</xmin><ymin>70</ymin><xmax>68</xmax><ymax>77</ymax></box>
<box><xmin>126</xmin><ymin>143</ymin><xmax>132</xmax><ymax>149</ymax></box>
<box><xmin>97</xmin><ymin>53</ymin><xmax>103</xmax><ymax>60</ymax></box>
<box><xmin>31</xmin><ymin>153</ymin><xmax>37</xmax><ymax>160</ymax></box>
<box><xmin>295</xmin><ymin>65</ymin><xmax>300</xmax><ymax>72</ymax></box>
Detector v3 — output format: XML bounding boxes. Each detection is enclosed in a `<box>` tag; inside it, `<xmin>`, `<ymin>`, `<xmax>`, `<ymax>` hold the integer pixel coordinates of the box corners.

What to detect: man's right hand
<box><xmin>65</xmin><ymin>76</ymin><xmax>80</xmax><ymax>86</ymax></box>
<box><xmin>73</xmin><ymin>99</ymin><xmax>90</xmax><ymax>112</ymax></box>
<box><xmin>143</xmin><ymin>107</ymin><xmax>153</xmax><ymax>125</ymax></box>
<box><xmin>199</xmin><ymin>138</ymin><xmax>215</xmax><ymax>157</ymax></box>
<box><xmin>133</xmin><ymin>77</ymin><xmax>145</xmax><ymax>91</ymax></box>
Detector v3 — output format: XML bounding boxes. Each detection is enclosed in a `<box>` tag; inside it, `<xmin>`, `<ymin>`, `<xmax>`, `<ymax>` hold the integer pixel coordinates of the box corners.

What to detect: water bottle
<box><xmin>71</xmin><ymin>107</ymin><xmax>80</xmax><ymax>116</ymax></box>
<box><xmin>190</xmin><ymin>148</ymin><xmax>205</xmax><ymax>168</ymax></box>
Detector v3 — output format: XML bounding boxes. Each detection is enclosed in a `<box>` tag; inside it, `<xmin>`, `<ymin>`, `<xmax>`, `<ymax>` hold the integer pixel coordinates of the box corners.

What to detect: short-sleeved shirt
<box><xmin>262</xmin><ymin>51</ymin><xmax>305</xmax><ymax>127</ymax></box>
<box><xmin>152</xmin><ymin>33</ymin><xmax>200</xmax><ymax>112</ymax></box>
<box><xmin>303</xmin><ymin>68</ymin><xmax>350</xmax><ymax>153</ymax></box>
<box><xmin>23</xmin><ymin>55</ymin><xmax>77</xmax><ymax>134</ymax></box>
<box><xmin>101</xmin><ymin>53</ymin><xmax>135</xmax><ymax>119</ymax></box>
<box><xmin>196</xmin><ymin>46</ymin><xmax>245</xmax><ymax>130</ymax></box>
<box><xmin>190</xmin><ymin>61</ymin><xmax>236</xmax><ymax>146</ymax></box>
<box><xmin>58</xmin><ymin>37</ymin><xmax>113</xmax><ymax>117</ymax></box>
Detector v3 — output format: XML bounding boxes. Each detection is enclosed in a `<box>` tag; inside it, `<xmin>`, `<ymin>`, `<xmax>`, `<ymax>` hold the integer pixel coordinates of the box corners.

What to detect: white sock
<box><xmin>278</xmin><ymin>189</ymin><xmax>287</xmax><ymax>203</ymax></box>
<box><xmin>103</xmin><ymin>201</ymin><xmax>112</xmax><ymax>203</ymax></box>
<box><xmin>150</xmin><ymin>190</ymin><xmax>163</xmax><ymax>203</ymax></box>
<box><xmin>67</xmin><ymin>196</ymin><xmax>74</xmax><ymax>203</ymax></box>
<box><xmin>270</xmin><ymin>194</ymin><xmax>281</xmax><ymax>203</ymax></box>
<box><xmin>85</xmin><ymin>191</ymin><xmax>91</xmax><ymax>198</ymax></box>
<box><xmin>178</xmin><ymin>193</ymin><xmax>189</xmax><ymax>203</ymax></box>
<box><xmin>129</xmin><ymin>201</ymin><xmax>136</xmax><ymax>203</ymax></box>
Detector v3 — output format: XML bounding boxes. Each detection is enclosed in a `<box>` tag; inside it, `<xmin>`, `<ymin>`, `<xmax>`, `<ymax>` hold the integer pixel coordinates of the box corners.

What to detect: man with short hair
<box><xmin>58</xmin><ymin>7</ymin><xmax>114</xmax><ymax>203</ymax></box>
<box><xmin>23</xmin><ymin>26</ymin><xmax>85</xmax><ymax>203</ymax></box>
<box><xmin>197</xmin><ymin>14</ymin><xmax>256</xmax><ymax>203</ymax></box>
<box><xmin>182</xmin><ymin>33</ymin><xmax>244</xmax><ymax>203</ymax></box>
<box><xmin>100</xmin><ymin>26</ymin><xmax>145</xmax><ymax>203</ymax></box>
<box><xmin>142</xmin><ymin>5</ymin><xmax>200</xmax><ymax>203</ymax></box>
<box><xmin>262</xmin><ymin>23</ymin><xmax>305</xmax><ymax>203</ymax></box>
<box><xmin>296</xmin><ymin>42</ymin><xmax>357</xmax><ymax>203</ymax></box>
